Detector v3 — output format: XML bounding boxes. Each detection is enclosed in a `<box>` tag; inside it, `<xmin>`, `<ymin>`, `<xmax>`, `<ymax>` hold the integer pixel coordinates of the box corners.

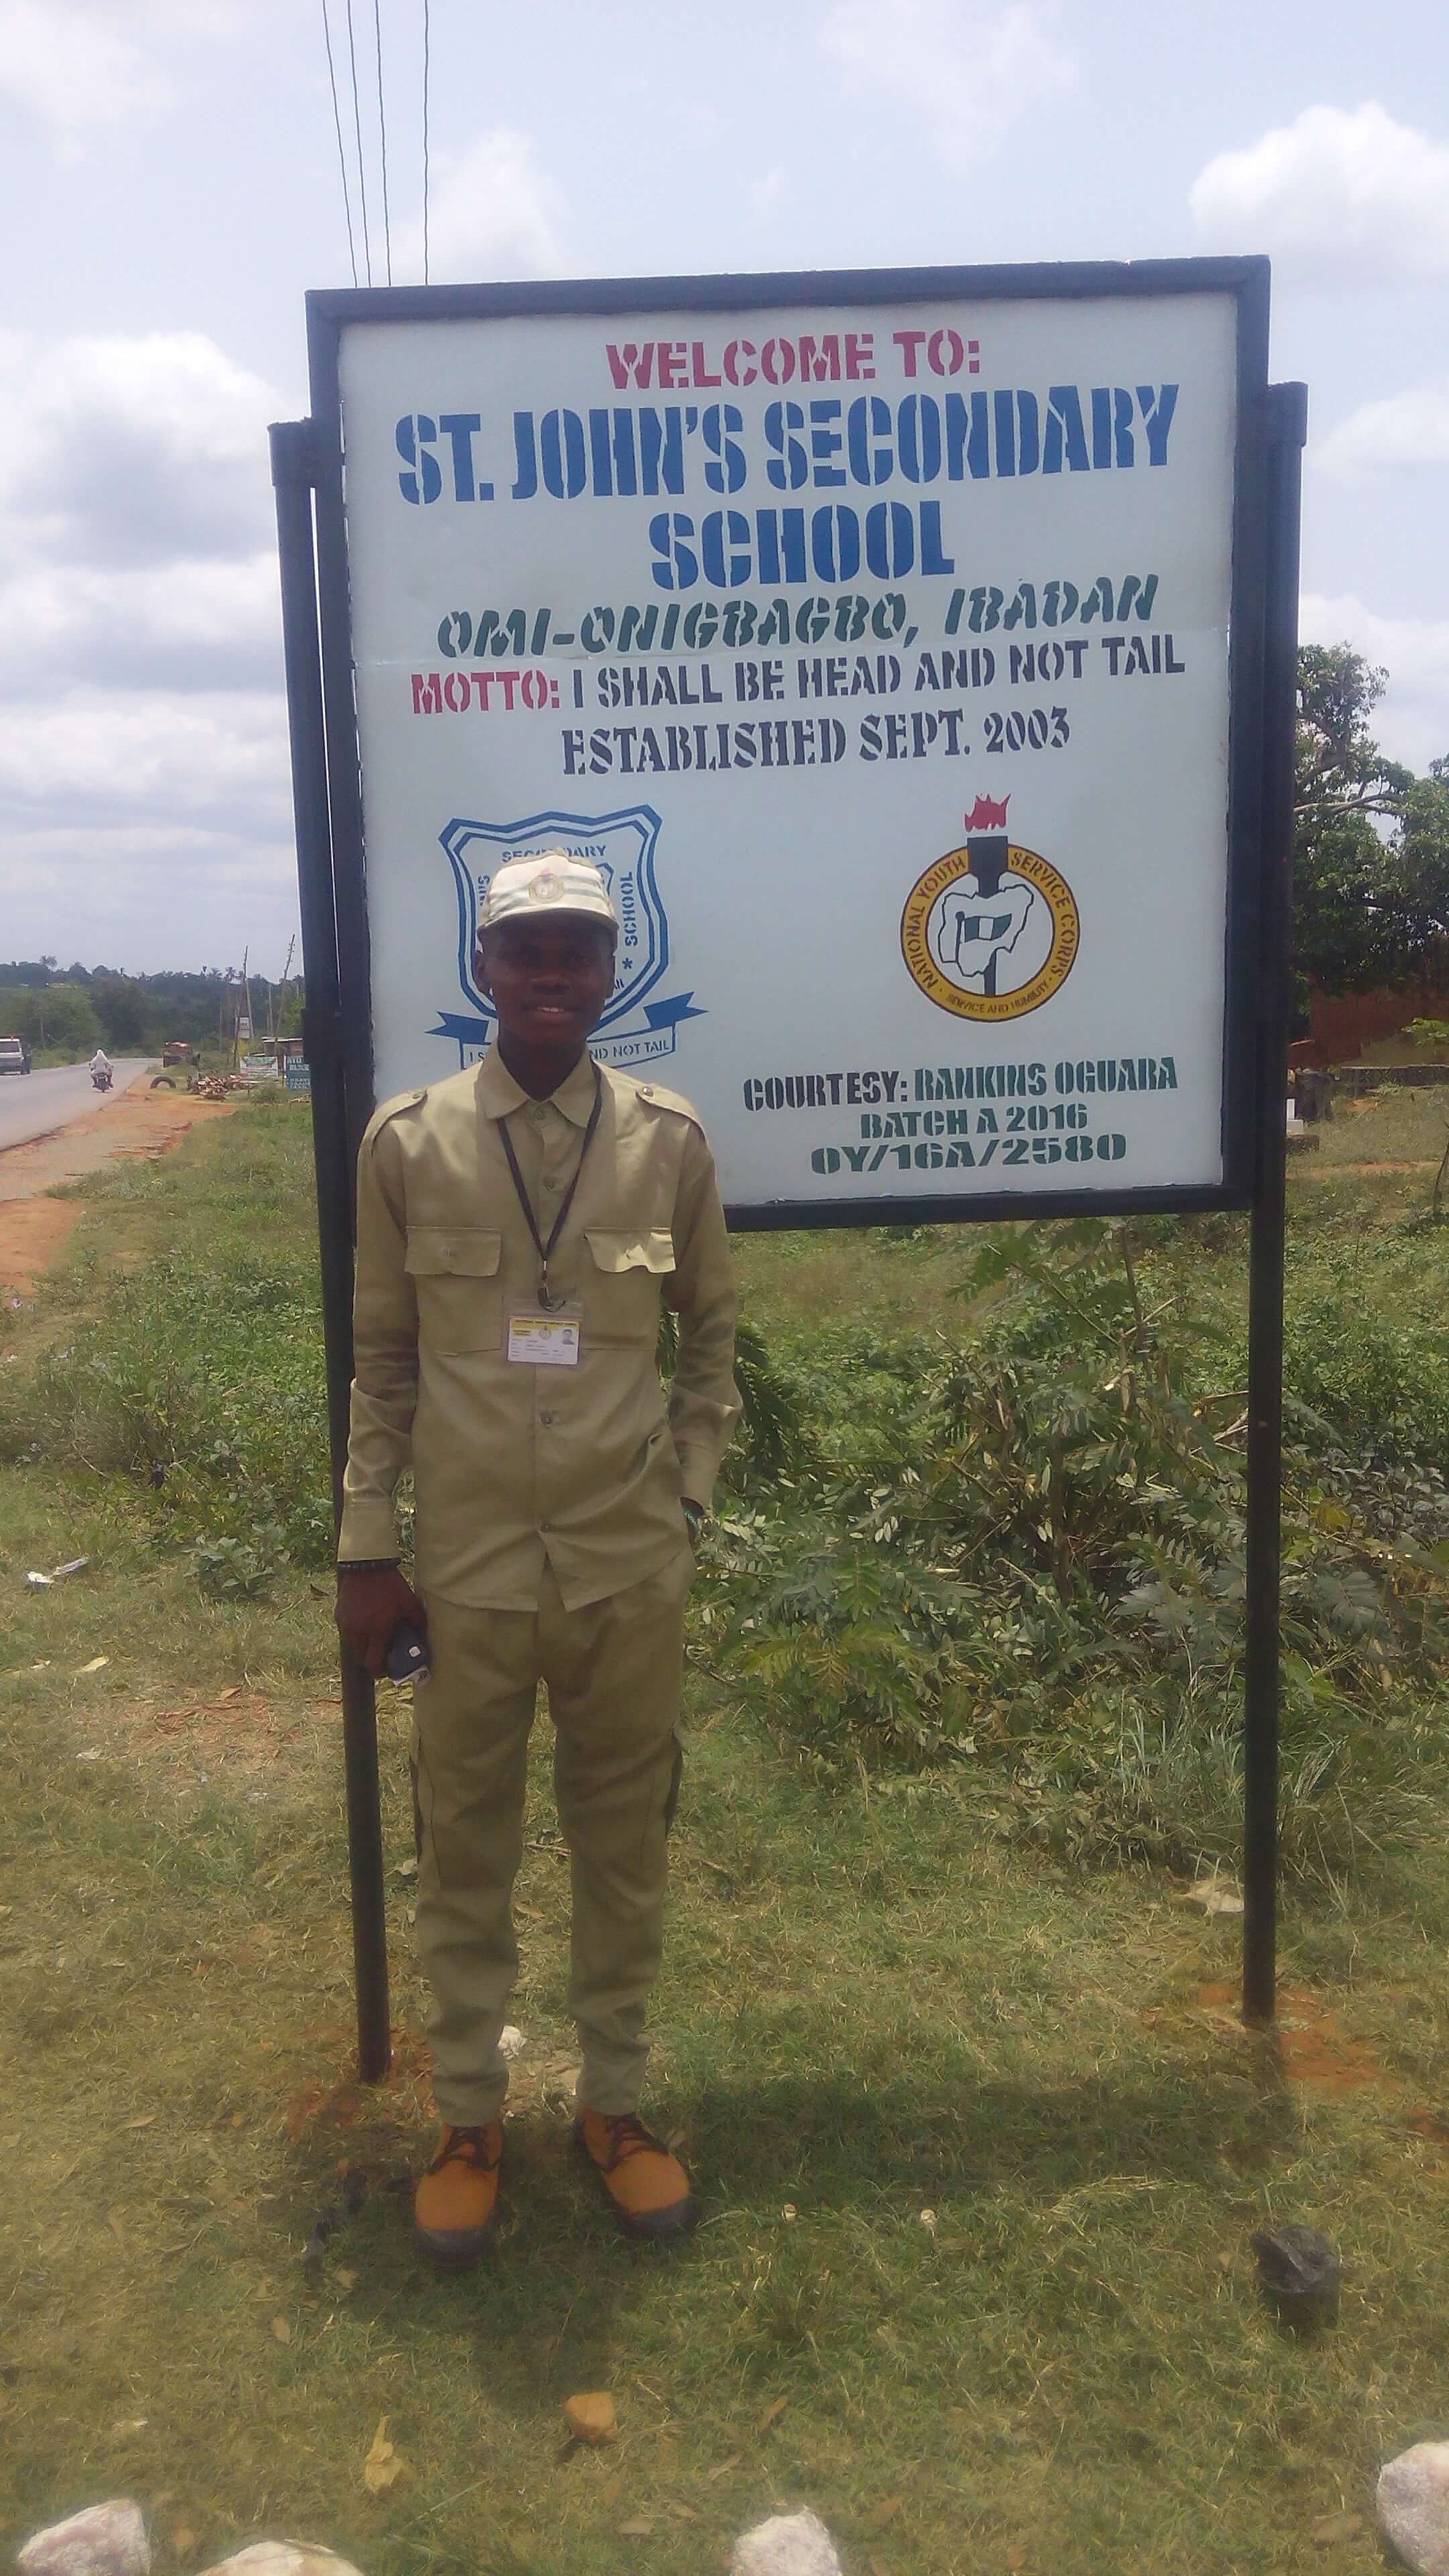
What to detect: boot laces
<box><xmin>592</xmin><ymin>2112</ymin><xmax>667</xmax><ymax>2169</ymax></box>
<box><xmin>430</xmin><ymin>2123</ymin><xmax>500</xmax><ymax>2176</ymax></box>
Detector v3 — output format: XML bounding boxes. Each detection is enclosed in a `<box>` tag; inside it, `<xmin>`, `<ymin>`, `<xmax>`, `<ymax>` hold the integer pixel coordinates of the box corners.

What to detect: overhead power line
<box><xmin>374</xmin><ymin>0</ymin><xmax>392</xmax><ymax>286</ymax></box>
<box><xmin>345</xmin><ymin>0</ymin><xmax>373</xmax><ymax>286</ymax></box>
<box><xmin>320</xmin><ymin>0</ymin><xmax>359</xmax><ymax>287</ymax></box>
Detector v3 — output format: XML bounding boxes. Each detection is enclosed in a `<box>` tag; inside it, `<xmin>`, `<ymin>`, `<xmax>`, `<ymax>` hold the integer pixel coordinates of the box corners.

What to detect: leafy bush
<box><xmin>700</xmin><ymin>1221</ymin><xmax>1449</xmax><ymax>1880</ymax></box>
<box><xmin>0</xmin><ymin>1246</ymin><xmax>333</xmax><ymax>1569</ymax></box>
<box><xmin>193</xmin><ymin>1529</ymin><xmax>284</xmax><ymax>1600</ymax></box>
<box><xmin>1281</xmin><ymin>1255</ymin><xmax>1449</xmax><ymax>1477</ymax></box>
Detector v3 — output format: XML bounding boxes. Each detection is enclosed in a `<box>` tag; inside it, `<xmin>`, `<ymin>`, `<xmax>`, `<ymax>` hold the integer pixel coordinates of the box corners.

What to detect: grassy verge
<box><xmin>1</xmin><ymin>1102</ymin><xmax>1448</xmax><ymax>2573</ymax></box>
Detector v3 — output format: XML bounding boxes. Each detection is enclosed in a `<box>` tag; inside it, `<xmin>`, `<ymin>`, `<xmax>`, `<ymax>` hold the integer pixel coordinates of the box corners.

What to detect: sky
<box><xmin>0</xmin><ymin>0</ymin><xmax>1446</xmax><ymax>976</ymax></box>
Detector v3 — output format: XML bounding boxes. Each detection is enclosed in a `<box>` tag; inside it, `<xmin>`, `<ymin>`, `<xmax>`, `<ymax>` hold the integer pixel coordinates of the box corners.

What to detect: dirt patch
<box><xmin>0</xmin><ymin>1194</ymin><xmax>91</xmax><ymax>1293</ymax></box>
<box><xmin>80</xmin><ymin>1684</ymin><xmax>307</xmax><ymax>1782</ymax></box>
<box><xmin>284</xmin><ymin>2027</ymin><xmax>434</xmax><ymax>2140</ymax></box>
<box><xmin>1191</xmin><ymin>1980</ymin><xmax>1394</xmax><ymax>2095</ymax></box>
<box><xmin>0</xmin><ymin>1084</ymin><xmax>241</xmax><ymax>1289</ymax></box>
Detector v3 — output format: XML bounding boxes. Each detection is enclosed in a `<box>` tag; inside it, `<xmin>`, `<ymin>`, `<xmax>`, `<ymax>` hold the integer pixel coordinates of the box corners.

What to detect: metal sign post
<box><xmin>269</xmin><ymin>262</ymin><xmax>1302</xmax><ymax>2077</ymax></box>
<box><xmin>270</xmin><ymin>420</ymin><xmax>391</xmax><ymax>2082</ymax></box>
<box><xmin>1242</xmin><ymin>382</ymin><xmax>1308</xmax><ymax>2024</ymax></box>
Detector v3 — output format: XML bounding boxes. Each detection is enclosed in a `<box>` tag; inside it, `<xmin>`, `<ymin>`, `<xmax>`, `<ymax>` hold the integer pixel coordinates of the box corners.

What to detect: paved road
<box><xmin>0</xmin><ymin>1059</ymin><xmax>152</xmax><ymax>1154</ymax></box>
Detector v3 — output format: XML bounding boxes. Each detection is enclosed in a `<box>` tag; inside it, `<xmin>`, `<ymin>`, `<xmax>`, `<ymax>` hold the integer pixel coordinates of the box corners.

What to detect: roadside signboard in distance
<box><xmin>305</xmin><ymin>260</ymin><xmax>1272</xmax><ymax>1228</ymax></box>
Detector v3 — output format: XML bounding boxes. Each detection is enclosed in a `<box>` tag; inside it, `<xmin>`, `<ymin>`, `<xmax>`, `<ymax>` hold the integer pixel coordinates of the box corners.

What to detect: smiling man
<box><xmin>335</xmin><ymin>852</ymin><xmax>739</xmax><ymax>2267</ymax></box>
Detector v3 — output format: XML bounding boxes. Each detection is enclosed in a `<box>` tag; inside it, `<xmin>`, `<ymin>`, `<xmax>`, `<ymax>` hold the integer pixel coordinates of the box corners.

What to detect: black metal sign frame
<box><xmin>269</xmin><ymin>258</ymin><xmax>1303</xmax><ymax>2078</ymax></box>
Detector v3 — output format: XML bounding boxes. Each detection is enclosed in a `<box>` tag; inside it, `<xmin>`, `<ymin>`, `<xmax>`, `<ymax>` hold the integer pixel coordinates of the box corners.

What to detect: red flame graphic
<box><xmin>965</xmin><ymin>794</ymin><xmax>1010</xmax><ymax>831</ymax></box>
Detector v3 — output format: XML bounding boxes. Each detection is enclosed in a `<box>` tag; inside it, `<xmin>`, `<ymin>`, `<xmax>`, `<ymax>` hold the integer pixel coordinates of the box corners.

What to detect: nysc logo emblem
<box><xmin>900</xmin><ymin>795</ymin><xmax>1079</xmax><ymax>1023</ymax></box>
<box><xmin>431</xmin><ymin>804</ymin><xmax>704</xmax><ymax>1068</ymax></box>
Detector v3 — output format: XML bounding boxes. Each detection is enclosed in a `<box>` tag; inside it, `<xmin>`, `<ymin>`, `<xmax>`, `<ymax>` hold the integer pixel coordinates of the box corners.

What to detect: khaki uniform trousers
<box><xmin>412</xmin><ymin>1550</ymin><xmax>692</xmax><ymax>2126</ymax></box>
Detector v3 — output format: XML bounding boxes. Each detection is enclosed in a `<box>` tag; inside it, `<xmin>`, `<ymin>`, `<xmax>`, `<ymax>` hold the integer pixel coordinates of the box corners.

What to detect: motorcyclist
<box><xmin>89</xmin><ymin>1048</ymin><xmax>113</xmax><ymax>1087</ymax></box>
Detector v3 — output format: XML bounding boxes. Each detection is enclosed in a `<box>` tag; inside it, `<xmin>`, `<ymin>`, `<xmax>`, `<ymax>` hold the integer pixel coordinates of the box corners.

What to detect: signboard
<box><xmin>284</xmin><ymin>1056</ymin><xmax>313</xmax><ymax>1095</ymax></box>
<box><xmin>280</xmin><ymin>270</ymin><xmax>1303</xmax><ymax>2065</ymax></box>
<box><xmin>307</xmin><ymin>262</ymin><xmax>1269</xmax><ymax>1225</ymax></box>
<box><xmin>240</xmin><ymin>1051</ymin><xmax>277</xmax><ymax>1085</ymax></box>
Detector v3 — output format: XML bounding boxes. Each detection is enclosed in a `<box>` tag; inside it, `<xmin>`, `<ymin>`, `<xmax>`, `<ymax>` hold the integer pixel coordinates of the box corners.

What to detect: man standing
<box><xmin>335</xmin><ymin>853</ymin><xmax>739</xmax><ymax>2268</ymax></box>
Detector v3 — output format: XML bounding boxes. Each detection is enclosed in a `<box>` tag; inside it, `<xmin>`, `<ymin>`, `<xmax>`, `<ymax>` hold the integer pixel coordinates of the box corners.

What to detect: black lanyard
<box><xmin>496</xmin><ymin>1063</ymin><xmax>603</xmax><ymax>1309</ymax></box>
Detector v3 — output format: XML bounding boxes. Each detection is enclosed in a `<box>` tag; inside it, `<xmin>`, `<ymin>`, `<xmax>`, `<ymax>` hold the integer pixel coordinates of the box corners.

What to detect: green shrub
<box><xmin>0</xmin><ymin>1246</ymin><xmax>333</xmax><ymax>1568</ymax></box>
<box><xmin>702</xmin><ymin>1222</ymin><xmax>1449</xmax><ymax>1881</ymax></box>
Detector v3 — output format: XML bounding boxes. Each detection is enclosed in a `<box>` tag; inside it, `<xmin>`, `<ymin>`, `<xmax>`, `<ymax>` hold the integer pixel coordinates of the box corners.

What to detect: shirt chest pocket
<box><xmin>584</xmin><ymin>1226</ymin><xmax>676</xmax><ymax>1344</ymax></box>
<box><xmin>405</xmin><ymin>1227</ymin><xmax>502</xmax><ymax>1353</ymax></box>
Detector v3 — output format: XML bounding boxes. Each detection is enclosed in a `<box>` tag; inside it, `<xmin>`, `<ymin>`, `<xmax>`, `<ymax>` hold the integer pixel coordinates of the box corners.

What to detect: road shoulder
<box><xmin>0</xmin><ymin>1086</ymin><xmax>243</xmax><ymax>1291</ymax></box>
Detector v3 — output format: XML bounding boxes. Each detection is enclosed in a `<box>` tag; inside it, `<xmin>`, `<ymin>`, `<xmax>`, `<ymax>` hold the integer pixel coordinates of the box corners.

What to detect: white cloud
<box><xmin>0</xmin><ymin>325</ymin><xmax>296</xmax><ymax>966</ymax></box>
<box><xmin>1299</xmin><ymin>591</ymin><xmax>1449</xmax><ymax>771</ymax></box>
<box><xmin>1190</xmin><ymin>103</ymin><xmax>1449</xmax><ymax>284</ymax></box>
<box><xmin>0</xmin><ymin>687</ymin><xmax>289</xmax><ymax>828</ymax></box>
<box><xmin>0</xmin><ymin>0</ymin><xmax>260</xmax><ymax>158</ymax></box>
<box><xmin>0</xmin><ymin>331</ymin><xmax>282</xmax><ymax>572</ymax></box>
<box><xmin>0</xmin><ymin>0</ymin><xmax>164</xmax><ymax>152</ymax></box>
<box><xmin>395</xmin><ymin>127</ymin><xmax>566</xmax><ymax>283</ymax></box>
<box><xmin>820</xmin><ymin>0</ymin><xmax>1073</xmax><ymax>172</ymax></box>
<box><xmin>1316</xmin><ymin>386</ymin><xmax>1449</xmax><ymax>484</ymax></box>
<box><xmin>0</xmin><ymin>687</ymin><xmax>298</xmax><ymax>963</ymax></box>
<box><xmin>0</xmin><ymin>816</ymin><xmax>299</xmax><ymax>975</ymax></box>
<box><xmin>0</xmin><ymin>555</ymin><xmax>281</xmax><ymax>696</ymax></box>
<box><xmin>749</xmin><ymin>168</ymin><xmax>788</xmax><ymax>220</ymax></box>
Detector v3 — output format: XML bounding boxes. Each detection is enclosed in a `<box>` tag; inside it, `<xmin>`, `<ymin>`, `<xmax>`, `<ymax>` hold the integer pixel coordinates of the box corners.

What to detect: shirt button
<box><xmin>640</xmin><ymin>1085</ymin><xmax>654</xmax><ymax>1097</ymax></box>
<box><xmin>539</xmin><ymin>1409</ymin><xmax>554</xmax><ymax>1425</ymax></box>
<box><xmin>542</xmin><ymin>1174</ymin><xmax>560</xmax><ymax>1191</ymax></box>
<box><xmin>540</xmin><ymin>1521</ymin><xmax>552</xmax><ymax>1534</ymax></box>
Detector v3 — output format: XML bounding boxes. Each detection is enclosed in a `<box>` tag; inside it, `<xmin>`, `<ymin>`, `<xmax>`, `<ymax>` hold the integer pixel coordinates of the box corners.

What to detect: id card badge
<box><xmin>507</xmin><ymin>1304</ymin><xmax>582</xmax><ymax>1367</ymax></box>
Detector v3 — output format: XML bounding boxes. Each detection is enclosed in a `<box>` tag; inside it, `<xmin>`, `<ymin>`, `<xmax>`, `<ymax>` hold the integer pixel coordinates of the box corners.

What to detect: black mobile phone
<box><xmin>384</xmin><ymin>1620</ymin><xmax>430</xmax><ymax>1683</ymax></box>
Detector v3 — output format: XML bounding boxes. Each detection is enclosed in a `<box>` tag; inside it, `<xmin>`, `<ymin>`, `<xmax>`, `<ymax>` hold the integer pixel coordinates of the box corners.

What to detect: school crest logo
<box><xmin>900</xmin><ymin>795</ymin><xmax>1079</xmax><ymax>1022</ymax></box>
<box><xmin>431</xmin><ymin>804</ymin><xmax>704</xmax><ymax>1068</ymax></box>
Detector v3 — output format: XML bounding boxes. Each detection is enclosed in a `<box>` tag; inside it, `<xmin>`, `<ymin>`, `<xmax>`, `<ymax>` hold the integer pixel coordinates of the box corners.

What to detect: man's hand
<box><xmin>335</xmin><ymin>1564</ymin><xmax>427</xmax><ymax>1678</ymax></box>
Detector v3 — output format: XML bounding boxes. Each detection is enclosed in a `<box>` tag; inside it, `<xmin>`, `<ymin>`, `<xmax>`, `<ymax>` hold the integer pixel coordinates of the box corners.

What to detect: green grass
<box><xmin>1</xmin><ymin>1097</ymin><xmax>1449</xmax><ymax>2571</ymax></box>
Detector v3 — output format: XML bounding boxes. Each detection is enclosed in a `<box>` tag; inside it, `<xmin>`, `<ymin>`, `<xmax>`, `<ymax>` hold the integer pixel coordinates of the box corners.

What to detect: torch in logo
<box><xmin>935</xmin><ymin>795</ymin><xmax>1036</xmax><ymax>997</ymax></box>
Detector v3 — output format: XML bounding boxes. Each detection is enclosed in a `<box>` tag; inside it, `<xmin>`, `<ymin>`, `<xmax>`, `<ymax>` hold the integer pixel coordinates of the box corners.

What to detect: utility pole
<box><xmin>271</xmin><ymin>934</ymin><xmax>297</xmax><ymax>1059</ymax></box>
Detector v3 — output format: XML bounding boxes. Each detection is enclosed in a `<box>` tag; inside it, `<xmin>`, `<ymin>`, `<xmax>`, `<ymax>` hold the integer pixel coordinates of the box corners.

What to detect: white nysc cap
<box><xmin>478</xmin><ymin>852</ymin><xmax>619</xmax><ymax>934</ymax></box>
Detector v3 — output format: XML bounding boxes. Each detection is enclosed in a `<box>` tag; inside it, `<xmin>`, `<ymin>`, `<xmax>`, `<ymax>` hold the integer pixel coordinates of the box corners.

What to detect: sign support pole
<box><xmin>1242</xmin><ymin>381</ymin><xmax>1308</xmax><ymax>2026</ymax></box>
<box><xmin>270</xmin><ymin>418</ymin><xmax>392</xmax><ymax>2084</ymax></box>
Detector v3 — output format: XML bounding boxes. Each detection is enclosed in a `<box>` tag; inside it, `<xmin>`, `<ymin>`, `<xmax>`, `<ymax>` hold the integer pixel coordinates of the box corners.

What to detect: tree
<box><xmin>1387</xmin><ymin>759</ymin><xmax>1449</xmax><ymax>979</ymax></box>
<box><xmin>1293</xmin><ymin>647</ymin><xmax>1418</xmax><ymax>996</ymax></box>
<box><xmin>89</xmin><ymin>974</ymin><xmax>152</xmax><ymax>1051</ymax></box>
<box><xmin>1295</xmin><ymin>647</ymin><xmax>1408</xmax><ymax>828</ymax></box>
<box><xmin>0</xmin><ymin>982</ymin><xmax>102</xmax><ymax>1055</ymax></box>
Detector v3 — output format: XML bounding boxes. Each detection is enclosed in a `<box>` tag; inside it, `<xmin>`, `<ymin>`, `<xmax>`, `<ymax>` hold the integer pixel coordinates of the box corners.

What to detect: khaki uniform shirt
<box><xmin>337</xmin><ymin>1050</ymin><xmax>740</xmax><ymax>1610</ymax></box>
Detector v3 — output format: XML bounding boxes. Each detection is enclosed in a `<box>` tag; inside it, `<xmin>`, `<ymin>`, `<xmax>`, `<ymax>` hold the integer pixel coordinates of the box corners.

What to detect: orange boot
<box><xmin>574</xmin><ymin>2110</ymin><xmax>698</xmax><ymax>2242</ymax></box>
<box><xmin>413</xmin><ymin>2121</ymin><xmax>502</xmax><ymax>2269</ymax></box>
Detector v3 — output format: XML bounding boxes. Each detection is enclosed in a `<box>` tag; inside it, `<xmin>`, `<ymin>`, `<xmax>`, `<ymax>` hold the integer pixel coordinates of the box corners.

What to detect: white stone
<box><xmin>18</xmin><ymin>2502</ymin><xmax>150</xmax><ymax>2576</ymax></box>
<box><xmin>729</xmin><ymin>2512</ymin><xmax>843</xmax><ymax>2576</ymax></box>
<box><xmin>1378</xmin><ymin>2443</ymin><xmax>1449</xmax><ymax>2576</ymax></box>
<box><xmin>196</xmin><ymin>2551</ymin><xmax>365</xmax><ymax>2576</ymax></box>
<box><xmin>498</xmin><ymin>2025</ymin><xmax>527</xmax><ymax>2060</ymax></box>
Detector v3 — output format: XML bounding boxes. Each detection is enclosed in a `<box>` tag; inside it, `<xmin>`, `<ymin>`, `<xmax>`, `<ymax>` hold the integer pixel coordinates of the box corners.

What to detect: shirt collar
<box><xmin>474</xmin><ymin>1046</ymin><xmax>600</xmax><ymax>1128</ymax></box>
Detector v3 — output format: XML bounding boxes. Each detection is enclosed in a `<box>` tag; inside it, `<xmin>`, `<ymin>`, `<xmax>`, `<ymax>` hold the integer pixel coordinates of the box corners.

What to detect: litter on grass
<box><xmin>362</xmin><ymin>2417</ymin><xmax>407</xmax><ymax>2494</ymax></box>
<box><xmin>564</xmin><ymin>2392</ymin><xmax>618</xmax><ymax>2445</ymax></box>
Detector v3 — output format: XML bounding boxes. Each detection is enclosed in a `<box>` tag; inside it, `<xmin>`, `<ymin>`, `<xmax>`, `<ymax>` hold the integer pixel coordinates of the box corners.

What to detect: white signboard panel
<box><xmin>313</xmin><ymin>266</ymin><xmax>1265</xmax><ymax>1220</ymax></box>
